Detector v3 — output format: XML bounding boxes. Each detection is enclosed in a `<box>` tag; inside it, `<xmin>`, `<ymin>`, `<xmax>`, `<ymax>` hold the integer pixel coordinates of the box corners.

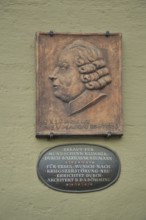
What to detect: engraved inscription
<box><xmin>49</xmin><ymin>40</ymin><xmax>112</xmax><ymax>116</ymax></box>
<box><xmin>37</xmin><ymin>144</ymin><xmax>121</xmax><ymax>192</ymax></box>
<box><xmin>44</xmin><ymin>119</ymin><xmax>116</xmax><ymax>131</ymax></box>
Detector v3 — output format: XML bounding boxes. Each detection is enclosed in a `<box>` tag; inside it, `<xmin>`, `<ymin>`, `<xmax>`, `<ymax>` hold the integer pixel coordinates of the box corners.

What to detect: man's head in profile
<box><xmin>49</xmin><ymin>40</ymin><xmax>112</xmax><ymax>115</ymax></box>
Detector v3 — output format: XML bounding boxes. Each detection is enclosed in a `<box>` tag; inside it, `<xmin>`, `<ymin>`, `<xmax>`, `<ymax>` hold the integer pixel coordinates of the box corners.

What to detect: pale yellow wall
<box><xmin>0</xmin><ymin>0</ymin><xmax>146</xmax><ymax>219</ymax></box>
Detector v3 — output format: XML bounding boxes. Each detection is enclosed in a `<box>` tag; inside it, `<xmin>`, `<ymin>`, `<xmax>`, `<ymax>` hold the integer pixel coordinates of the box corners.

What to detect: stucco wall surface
<box><xmin>0</xmin><ymin>0</ymin><xmax>146</xmax><ymax>220</ymax></box>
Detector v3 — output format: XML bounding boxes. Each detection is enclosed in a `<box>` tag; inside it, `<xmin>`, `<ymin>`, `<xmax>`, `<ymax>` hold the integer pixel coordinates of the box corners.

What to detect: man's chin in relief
<box><xmin>53</xmin><ymin>89</ymin><xmax>76</xmax><ymax>103</ymax></box>
<box><xmin>49</xmin><ymin>40</ymin><xmax>112</xmax><ymax>116</ymax></box>
<box><xmin>52</xmin><ymin>79</ymin><xmax>86</xmax><ymax>104</ymax></box>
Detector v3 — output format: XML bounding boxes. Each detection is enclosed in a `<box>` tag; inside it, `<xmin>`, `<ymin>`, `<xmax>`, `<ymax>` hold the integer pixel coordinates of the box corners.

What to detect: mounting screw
<box><xmin>105</xmin><ymin>31</ymin><xmax>110</xmax><ymax>37</ymax></box>
<box><xmin>48</xmin><ymin>31</ymin><xmax>54</xmax><ymax>37</ymax></box>
<box><xmin>50</xmin><ymin>132</ymin><xmax>54</xmax><ymax>139</ymax></box>
<box><xmin>106</xmin><ymin>132</ymin><xmax>112</xmax><ymax>138</ymax></box>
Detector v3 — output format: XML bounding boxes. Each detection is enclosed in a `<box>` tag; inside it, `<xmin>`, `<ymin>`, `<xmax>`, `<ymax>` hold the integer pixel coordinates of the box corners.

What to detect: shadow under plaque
<box><xmin>36</xmin><ymin>32</ymin><xmax>122</xmax><ymax>137</ymax></box>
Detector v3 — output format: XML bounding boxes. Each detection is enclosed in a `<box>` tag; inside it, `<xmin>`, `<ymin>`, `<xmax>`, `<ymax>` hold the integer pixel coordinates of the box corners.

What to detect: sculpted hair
<box><xmin>64</xmin><ymin>40</ymin><xmax>112</xmax><ymax>90</ymax></box>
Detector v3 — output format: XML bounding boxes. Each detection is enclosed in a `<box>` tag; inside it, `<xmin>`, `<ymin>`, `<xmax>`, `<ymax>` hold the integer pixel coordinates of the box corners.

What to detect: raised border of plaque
<box><xmin>37</xmin><ymin>143</ymin><xmax>121</xmax><ymax>193</ymax></box>
<box><xmin>36</xmin><ymin>32</ymin><xmax>123</xmax><ymax>137</ymax></box>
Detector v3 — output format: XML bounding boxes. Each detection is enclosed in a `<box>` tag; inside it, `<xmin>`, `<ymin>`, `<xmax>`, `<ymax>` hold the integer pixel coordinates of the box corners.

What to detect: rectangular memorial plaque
<box><xmin>36</xmin><ymin>32</ymin><xmax>122</xmax><ymax>137</ymax></box>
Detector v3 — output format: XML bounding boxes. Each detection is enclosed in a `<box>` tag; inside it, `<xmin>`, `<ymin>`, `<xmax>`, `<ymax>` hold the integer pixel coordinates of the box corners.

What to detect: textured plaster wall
<box><xmin>0</xmin><ymin>0</ymin><xmax>146</xmax><ymax>220</ymax></box>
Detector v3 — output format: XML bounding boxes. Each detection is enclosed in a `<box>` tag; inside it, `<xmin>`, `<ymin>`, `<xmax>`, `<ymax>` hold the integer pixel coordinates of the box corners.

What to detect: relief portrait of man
<box><xmin>49</xmin><ymin>40</ymin><xmax>112</xmax><ymax>116</ymax></box>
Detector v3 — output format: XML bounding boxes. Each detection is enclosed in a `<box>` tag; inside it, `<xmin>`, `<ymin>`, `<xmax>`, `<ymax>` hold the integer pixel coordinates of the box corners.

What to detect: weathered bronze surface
<box><xmin>37</xmin><ymin>144</ymin><xmax>121</xmax><ymax>193</ymax></box>
<box><xmin>36</xmin><ymin>32</ymin><xmax>122</xmax><ymax>136</ymax></box>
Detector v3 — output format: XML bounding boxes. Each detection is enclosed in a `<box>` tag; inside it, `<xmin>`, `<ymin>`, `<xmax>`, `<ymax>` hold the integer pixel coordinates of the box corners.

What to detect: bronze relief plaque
<box><xmin>36</xmin><ymin>32</ymin><xmax>122</xmax><ymax>136</ymax></box>
<box><xmin>37</xmin><ymin>144</ymin><xmax>121</xmax><ymax>193</ymax></box>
